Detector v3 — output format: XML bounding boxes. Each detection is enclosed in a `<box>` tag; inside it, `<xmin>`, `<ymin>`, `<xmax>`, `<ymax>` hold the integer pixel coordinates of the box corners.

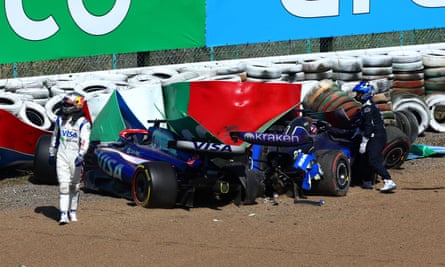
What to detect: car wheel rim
<box><xmin>336</xmin><ymin>160</ymin><xmax>349</xmax><ymax>189</ymax></box>
<box><xmin>135</xmin><ymin>171</ymin><xmax>150</xmax><ymax>203</ymax></box>
<box><xmin>385</xmin><ymin>147</ymin><xmax>404</xmax><ymax>168</ymax></box>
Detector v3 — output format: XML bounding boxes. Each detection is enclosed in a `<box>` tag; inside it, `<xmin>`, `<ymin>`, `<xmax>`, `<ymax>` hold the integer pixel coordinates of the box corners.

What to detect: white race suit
<box><xmin>49</xmin><ymin>115</ymin><xmax>91</xmax><ymax>219</ymax></box>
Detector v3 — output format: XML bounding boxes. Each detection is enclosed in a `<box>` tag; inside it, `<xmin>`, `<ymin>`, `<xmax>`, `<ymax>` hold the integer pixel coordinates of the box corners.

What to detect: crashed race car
<box><xmin>33</xmin><ymin>120</ymin><xmax>264</xmax><ymax>208</ymax></box>
<box><xmin>230</xmin><ymin>111</ymin><xmax>410</xmax><ymax>201</ymax></box>
<box><xmin>231</xmin><ymin>117</ymin><xmax>352</xmax><ymax>200</ymax></box>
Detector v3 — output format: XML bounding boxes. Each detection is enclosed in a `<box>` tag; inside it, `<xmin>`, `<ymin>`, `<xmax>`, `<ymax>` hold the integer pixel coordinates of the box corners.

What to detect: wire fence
<box><xmin>1</xmin><ymin>28</ymin><xmax>444</xmax><ymax>79</ymax></box>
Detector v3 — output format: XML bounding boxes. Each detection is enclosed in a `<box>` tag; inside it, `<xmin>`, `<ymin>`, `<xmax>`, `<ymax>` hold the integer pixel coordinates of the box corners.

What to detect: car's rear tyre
<box><xmin>311</xmin><ymin>149</ymin><xmax>351</xmax><ymax>196</ymax></box>
<box><xmin>383</xmin><ymin>125</ymin><xmax>410</xmax><ymax>169</ymax></box>
<box><xmin>33</xmin><ymin>134</ymin><xmax>58</xmax><ymax>185</ymax></box>
<box><xmin>132</xmin><ymin>162</ymin><xmax>178</xmax><ymax>208</ymax></box>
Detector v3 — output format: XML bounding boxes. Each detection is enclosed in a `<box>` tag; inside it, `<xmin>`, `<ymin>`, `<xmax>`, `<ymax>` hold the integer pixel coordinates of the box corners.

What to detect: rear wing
<box><xmin>230</xmin><ymin>131</ymin><xmax>313</xmax><ymax>147</ymax></box>
<box><xmin>168</xmin><ymin>140</ymin><xmax>246</xmax><ymax>154</ymax></box>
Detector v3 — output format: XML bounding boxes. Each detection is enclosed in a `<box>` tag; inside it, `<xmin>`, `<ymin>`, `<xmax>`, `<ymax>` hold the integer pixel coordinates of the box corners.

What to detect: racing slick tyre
<box><xmin>310</xmin><ymin>149</ymin><xmax>351</xmax><ymax>196</ymax></box>
<box><xmin>132</xmin><ymin>162</ymin><xmax>178</xmax><ymax>208</ymax></box>
<box><xmin>241</xmin><ymin>169</ymin><xmax>265</xmax><ymax>205</ymax></box>
<box><xmin>382</xmin><ymin>125</ymin><xmax>410</xmax><ymax>169</ymax></box>
<box><xmin>33</xmin><ymin>134</ymin><xmax>58</xmax><ymax>185</ymax></box>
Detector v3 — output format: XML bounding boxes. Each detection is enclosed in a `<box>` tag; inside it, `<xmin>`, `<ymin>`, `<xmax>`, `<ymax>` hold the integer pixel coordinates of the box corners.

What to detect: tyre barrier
<box><xmin>361</xmin><ymin>54</ymin><xmax>393</xmax><ymax>83</ymax></box>
<box><xmin>422</xmin><ymin>50</ymin><xmax>445</xmax><ymax>68</ymax></box>
<box><xmin>0</xmin><ymin>92</ymin><xmax>24</xmax><ymax>115</ymax></box>
<box><xmin>302</xmin><ymin>80</ymin><xmax>362</xmax><ymax>119</ymax></box>
<box><xmin>246</xmin><ymin>62</ymin><xmax>282</xmax><ymax>79</ymax></box>
<box><xmin>3</xmin><ymin>45</ymin><xmax>445</xmax><ymax>139</ymax></box>
<box><xmin>160</xmin><ymin>71</ymin><xmax>200</xmax><ymax>86</ymax></box>
<box><xmin>332</xmin><ymin>56</ymin><xmax>362</xmax><ymax>73</ymax></box>
<box><xmin>74</xmin><ymin>80</ymin><xmax>117</xmax><ymax>95</ymax></box>
<box><xmin>201</xmin><ymin>74</ymin><xmax>244</xmax><ymax>82</ymax></box>
<box><xmin>48</xmin><ymin>80</ymin><xmax>78</xmax><ymax>96</ymax></box>
<box><xmin>178</xmin><ymin>65</ymin><xmax>218</xmax><ymax>77</ymax></box>
<box><xmin>140</xmin><ymin>67</ymin><xmax>179</xmax><ymax>80</ymax></box>
<box><xmin>272</xmin><ymin>61</ymin><xmax>303</xmax><ymax>74</ymax></box>
<box><xmin>215</xmin><ymin>62</ymin><xmax>247</xmax><ymax>75</ymax></box>
<box><xmin>280</xmin><ymin>72</ymin><xmax>305</xmax><ymax>82</ymax></box>
<box><xmin>302</xmin><ymin>57</ymin><xmax>333</xmax><ymax>81</ymax></box>
<box><xmin>424</xmin><ymin>93</ymin><xmax>445</xmax><ymax>132</ymax></box>
<box><xmin>44</xmin><ymin>94</ymin><xmax>64</xmax><ymax>123</ymax></box>
<box><xmin>392</xmin><ymin>93</ymin><xmax>430</xmax><ymax>135</ymax></box>
<box><xmin>302</xmin><ymin>79</ymin><xmax>334</xmax><ymax>110</ymax></box>
<box><xmin>17</xmin><ymin>101</ymin><xmax>52</xmax><ymax>131</ymax></box>
<box><xmin>2</xmin><ymin>77</ymin><xmax>46</xmax><ymax>92</ymax></box>
<box><xmin>423</xmin><ymin>50</ymin><xmax>445</xmax><ymax>96</ymax></box>
<box><xmin>127</xmin><ymin>74</ymin><xmax>162</xmax><ymax>87</ymax></box>
<box><xmin>382</xmin><ymin>110</ymin><xmax>397</xmax><ymax>127</ymax></box>
<box><xmin>390</xmin><ymin>50</ymin><xmax>425</xmax><ymax>97</ymax></box>
<box><xmin>83</xmin><ymin>72</ymin><xmax>129</xmax><ymax>83</ymax></box>
<box><xmin>361</xmin><ymin>54</ymin><xmax>392</xmax><ymax>67</ymax></box>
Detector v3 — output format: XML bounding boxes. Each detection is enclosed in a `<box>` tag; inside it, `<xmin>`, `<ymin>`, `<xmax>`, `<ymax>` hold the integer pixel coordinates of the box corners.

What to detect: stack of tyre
<box><xmin>391</xmin><ymin>93</ymin><xmax>428</xmax><ymax>143</ymax></box>
<box><xmin>0</xmin><ymin>78</ymin><xmax>52</xmax><ymax>131</ymax></box>
<box><xmin>245</xmin><ymin>62</ymin><xmax>282</xmax><ymax>82</ymax></box>
<box><xmin>331</xmin><ymin>56</ymin><xmax>362</xmax><ymax>82</ymax></box>
<box><xmin>422</xmin><ymin>49</ymin><xmax>445</xmax><ymax>132</ymax></box>
<box><xmin>361</xmin><ymin>54</ymin><xmax>393</xmax><ymax>85</ymax></box>
<box><xmin>302</xmin><ymin>57</ymin><xmax>333</xmax><ymax>81</ymax></box>
<box><xmin>273</xmin><ymin>61</ymin><xmax>305</xmax><ymax>83</ymax></box>
<box><xmin>389</xmin><ymin>50</ymin><xmax>425</xmax><ymax>96</ymax></box>
<box><xmin>302</xmin><ymin>79</ymin><xmax>361</xmax><ymax>119</ymax></box>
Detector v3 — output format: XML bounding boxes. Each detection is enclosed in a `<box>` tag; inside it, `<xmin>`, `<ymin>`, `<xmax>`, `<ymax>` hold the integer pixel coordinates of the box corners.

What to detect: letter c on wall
<box><xmin>68</xmin><ymin>0</ymin><xmax>131</xmax><ymax>35</ymax></box>
<box><xmin>5</xmin><ymin>0</ymin><xmax>59</xmax><ymax>41</ymax></box>
<box><xmin>281</xmin><ymin>0</ymin><xmax>339</xmax><ymax>18</ymax></box>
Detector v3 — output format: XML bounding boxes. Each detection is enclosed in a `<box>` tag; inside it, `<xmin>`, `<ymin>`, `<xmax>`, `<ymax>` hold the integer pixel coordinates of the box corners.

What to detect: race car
<box><xmin>230</xmin><ymin>117</ymin><xmax>352</xmax><ymax>199</ymax></box>
<box><xmin>230</xmin><ymin>111</ymin><xmax>410</xmax><ymax>200</ymax></box>
<box><xmin>33</xmin><ymin>120</ymin><xmax>264</xmax><ymax>208</ymax></box>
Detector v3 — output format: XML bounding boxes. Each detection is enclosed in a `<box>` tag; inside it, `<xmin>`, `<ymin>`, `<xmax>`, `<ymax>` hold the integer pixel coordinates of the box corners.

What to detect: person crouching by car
<box><xmin>48</xmin><ymin>92</ymin><xmax>91</xmax><ymax>224</ymax></box>
<box><xmin>352</xmin><ymin>81</ymin><xmax>397</xmax><ymax>192</ymax></box>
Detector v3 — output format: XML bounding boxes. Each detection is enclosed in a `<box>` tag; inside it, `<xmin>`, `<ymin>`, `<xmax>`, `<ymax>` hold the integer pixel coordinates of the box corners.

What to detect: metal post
<box><xmin>112</xmin><ymin>54</ymin><xmax>117</xmax><ymax>69</ymax></box>
<box><xmin>210</xmin><ymin>47</ymin><xmax>215</xmax><ymax>61</ymax></box>
<box><xmin>306</xmin><ymin>39</ymin><xmax>312</xmax><ymax>53</ymax></box>
<box><xmin>13</xmin><ymin>63</ymin><xmax>17</xmax><ymax>78</ymax></box>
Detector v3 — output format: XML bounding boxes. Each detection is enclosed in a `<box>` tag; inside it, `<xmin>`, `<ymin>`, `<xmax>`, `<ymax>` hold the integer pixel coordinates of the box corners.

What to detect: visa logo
<box><xmin>193</xmin><ymin>142</ymin><xmax>233</xmax><ymax>152</ymax></box>
<box><xmin>61</xmin><ymin>129</ymin><xmax>78</xmax><ymax>138</ymax></box>
<box><xmin>97</xmin><ymin>151</ymin><xmax>124</xmax><ymax>180</ymax></box>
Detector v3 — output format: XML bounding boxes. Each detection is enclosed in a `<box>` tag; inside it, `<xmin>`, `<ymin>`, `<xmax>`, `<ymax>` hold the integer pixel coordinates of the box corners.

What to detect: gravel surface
<box><xmin>1</xmin><ymin>130</ymin><xmax>445</xmax><ymax>267</ymax></box>
<box><xmin>1</xmin><ymin>130</ymin><xmax>444</xmax><ymax>211</ymax></box>
<box><xmin>0</xmin><ymin>171</ymin><xmax>110</xmax><ymax>211</ymax></box>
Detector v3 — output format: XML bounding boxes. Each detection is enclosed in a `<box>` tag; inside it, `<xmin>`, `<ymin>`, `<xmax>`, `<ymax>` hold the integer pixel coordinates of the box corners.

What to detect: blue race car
<box><xmin>231</xmin><ymin>116</ymin><xmax>352</xmax><ymax>200</ymax></box>
<box><xmin>33</xmin><ymin>120</ymin><xmax>264</xmax><ymax>208</ymax></box>
<box><xmin>230</xmin><ymin>113</ymin><xmax>410</xmax><ymax>200</ymax></box>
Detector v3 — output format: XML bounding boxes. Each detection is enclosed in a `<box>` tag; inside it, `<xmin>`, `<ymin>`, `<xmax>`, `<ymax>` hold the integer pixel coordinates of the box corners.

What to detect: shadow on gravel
<box><xmin>402</xmin><ymin>187</ymin><xmax>445</xmax><ymax>191</ymax></box>
<box><xmin>34</xmin><ymin>206</ymin><xmax>59</xmax><ymax>222</ymax></box>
